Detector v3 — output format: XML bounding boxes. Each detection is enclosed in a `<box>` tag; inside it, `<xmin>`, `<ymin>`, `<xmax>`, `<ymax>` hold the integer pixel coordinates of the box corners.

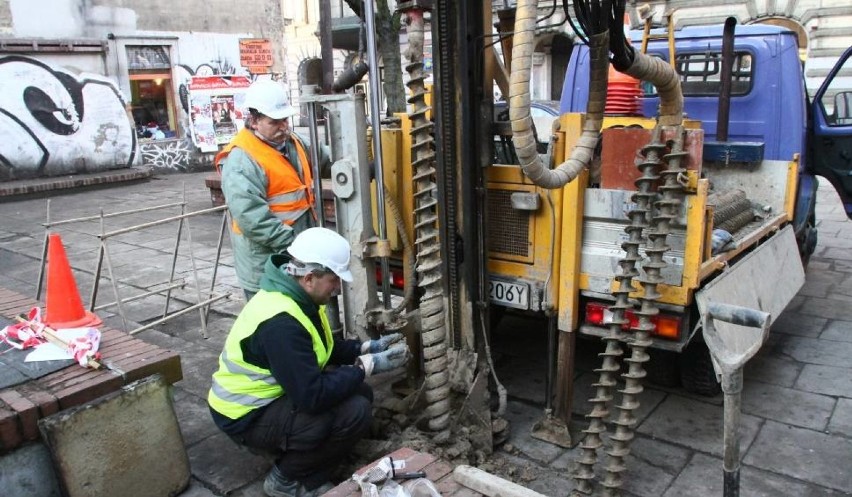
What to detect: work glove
<box><xmin>357</xmin><ymin>343</ymin><xmax>411</xmax><ymax>376</ymax></box>
<box><xmin>360</xmin><ymin>332</ymin><xmax>404</xmax><ymax>354</ymax></box>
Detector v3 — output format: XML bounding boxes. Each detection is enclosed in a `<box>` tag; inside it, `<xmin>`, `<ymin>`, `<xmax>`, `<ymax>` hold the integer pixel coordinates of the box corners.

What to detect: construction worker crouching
<box><xmin>208</xmin><ymin>227</ymin><xmax>411</xmax><ymax>497</ymax></box>
<box><xmin>215</xmin><ymin>79</ymin><xmax>331</xmax><ymax>301</ymax></box>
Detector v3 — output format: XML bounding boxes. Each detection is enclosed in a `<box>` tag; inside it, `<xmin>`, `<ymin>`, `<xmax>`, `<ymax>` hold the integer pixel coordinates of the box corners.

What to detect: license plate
<box><xmin>489</xmin><ymin>278</ymin><xmax>530</xmax><ymax>310</ymax></box>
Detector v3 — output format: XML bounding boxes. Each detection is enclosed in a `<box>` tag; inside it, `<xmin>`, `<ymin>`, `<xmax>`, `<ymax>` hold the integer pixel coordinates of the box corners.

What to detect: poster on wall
<box><xmin>188</xmin><ymin>76</ymin><xmax>251</xmax><ymax>153</ymax></box>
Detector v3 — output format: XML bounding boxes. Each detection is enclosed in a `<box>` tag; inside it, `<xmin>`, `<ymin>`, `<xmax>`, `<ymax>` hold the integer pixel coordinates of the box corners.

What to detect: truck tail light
<box><xmin>584</xmin><ymin>302</ymin><xmax>682</xmax><ymax>340</ymax></box>
<box><xmin>376</xmin><ymin>267</ymin><xmax>405</xmax><ymax>289</ymax></box>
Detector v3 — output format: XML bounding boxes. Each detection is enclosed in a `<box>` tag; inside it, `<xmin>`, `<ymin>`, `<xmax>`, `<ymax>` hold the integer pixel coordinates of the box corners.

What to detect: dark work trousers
<box><xmin>237</xmin><ymin>383</ymin><xmax>373</xmax><ymax>489</ymax></box>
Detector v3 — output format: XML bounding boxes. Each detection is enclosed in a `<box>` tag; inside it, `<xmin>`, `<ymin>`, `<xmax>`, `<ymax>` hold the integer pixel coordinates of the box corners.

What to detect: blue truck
<box><xmin>486</xmin><ymin>22</ymin><xmax>852</xmax><ymax>395</ymax></box>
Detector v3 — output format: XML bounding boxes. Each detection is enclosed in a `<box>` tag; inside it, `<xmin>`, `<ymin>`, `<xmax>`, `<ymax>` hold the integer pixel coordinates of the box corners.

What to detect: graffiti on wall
<box><xmin>140</xmin><ymin>139</ymin><xmax>192</xmax><ymax>172</ymax></box>
<box><xmin>0</xmin><ymin>56</ymin><xmax>136</xmax><ymax>180</ymax></box>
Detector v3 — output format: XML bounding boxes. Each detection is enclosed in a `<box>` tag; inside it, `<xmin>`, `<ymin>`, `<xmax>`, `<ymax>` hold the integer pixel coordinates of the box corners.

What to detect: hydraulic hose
<box><xmin>510</xmin><ymin>0</ymin><xmax>609</xmax><ymax>189</ymax></box>
<box><xmin>510</xmin><ymin>0</ymin><xmax>684</xmax><ymax>189</ymax></box>
<box><xmin>621</xmin><ymin>51</ymin><xmax>683</xmax><ymax>126</ymax></box>
<box><xmin>383</xmin><ymin>184</ymin><xmax>416</xmax><ymax>314</ymax></box>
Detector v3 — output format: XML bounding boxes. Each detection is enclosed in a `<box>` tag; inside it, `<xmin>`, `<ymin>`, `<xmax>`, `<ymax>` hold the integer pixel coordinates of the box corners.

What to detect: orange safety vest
<box><xmin>215</xmin><ymin>129</ymin><xmax>316</xmax><ymax>234</ymax></box>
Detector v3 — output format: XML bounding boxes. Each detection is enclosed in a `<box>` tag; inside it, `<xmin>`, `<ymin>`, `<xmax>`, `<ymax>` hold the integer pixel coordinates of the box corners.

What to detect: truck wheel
<box><xmin>645</xmin><ymin>349</ymin><xmax>680</xmax><ymax>388</ymax></box>
<box><xmin>679</xmin><ymin>339</ymin><xmax>721</xmax><ymax>397</ymax></box>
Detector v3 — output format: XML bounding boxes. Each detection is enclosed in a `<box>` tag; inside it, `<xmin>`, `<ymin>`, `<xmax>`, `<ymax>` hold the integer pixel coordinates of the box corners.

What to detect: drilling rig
<box><xmin>303</xmin><ymin>0</ymin><xmax>852</xmax><ymax>494</ymax></box>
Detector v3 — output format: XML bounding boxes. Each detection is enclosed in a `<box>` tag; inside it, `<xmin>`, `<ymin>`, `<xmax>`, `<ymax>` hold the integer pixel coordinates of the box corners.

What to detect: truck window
<box><xmin>642</xmin><ymin>51</ymin><xmax>753</xmax><ymax>97</ymax></box>
<box><xmin>817</xmin><ymin>54</ymin><xmax>852</xmax><ymax>126</ymax></box>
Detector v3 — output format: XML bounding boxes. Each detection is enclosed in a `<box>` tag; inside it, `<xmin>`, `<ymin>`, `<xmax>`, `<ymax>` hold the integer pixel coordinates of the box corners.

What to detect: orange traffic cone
<box><xmin>44</xmin><ymin>233</ymin><xmax>101</xmax><ymax>329</ymax></box>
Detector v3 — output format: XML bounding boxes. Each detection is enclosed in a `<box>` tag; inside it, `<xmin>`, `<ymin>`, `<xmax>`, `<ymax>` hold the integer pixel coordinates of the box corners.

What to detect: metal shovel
<box><xmin>701</xmin><ymin>302</ymin><xmax>771</xmax><ymax>497</ymax></box>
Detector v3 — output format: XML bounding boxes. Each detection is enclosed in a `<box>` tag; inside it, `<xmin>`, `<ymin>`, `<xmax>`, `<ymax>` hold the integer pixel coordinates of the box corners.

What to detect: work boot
<box><xmin>263</xmin><ymin>466</ymin><xmax>334</xmax><ymax>497</ymax></box>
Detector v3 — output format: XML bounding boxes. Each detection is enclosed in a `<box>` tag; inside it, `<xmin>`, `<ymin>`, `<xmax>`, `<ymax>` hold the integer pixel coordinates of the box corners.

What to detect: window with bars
<box><xmin>641</xmin><ymin>51</ymin><xmax>754</xmax><ymax>97</ymax></box>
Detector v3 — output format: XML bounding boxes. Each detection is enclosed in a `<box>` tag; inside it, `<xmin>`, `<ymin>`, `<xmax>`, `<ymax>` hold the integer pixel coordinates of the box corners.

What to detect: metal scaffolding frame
<box><xmin>36</xmin><ymin>191</ymin><xmax>230</xmax><ymax>338</ymax></box>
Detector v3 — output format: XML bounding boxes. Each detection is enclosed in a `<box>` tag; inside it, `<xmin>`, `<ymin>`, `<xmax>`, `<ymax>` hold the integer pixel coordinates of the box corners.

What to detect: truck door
<box><xmin>811</xmin><ymin>46</ymin><xmax>852</xmax><ymax>218</ymax></box>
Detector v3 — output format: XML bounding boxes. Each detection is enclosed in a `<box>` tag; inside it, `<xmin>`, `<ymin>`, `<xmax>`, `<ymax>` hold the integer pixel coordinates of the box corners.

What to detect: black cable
<box><xmin>564</xmin><ymin>0</ymin><xmax>589</xmax><ymax>44</ymax></box>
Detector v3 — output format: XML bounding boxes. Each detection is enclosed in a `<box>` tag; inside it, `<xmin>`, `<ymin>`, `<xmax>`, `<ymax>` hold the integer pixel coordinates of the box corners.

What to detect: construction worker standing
<box><xmin>208</xmin><ymin>228</ymin><xmax>411</xmax><ymax>497</ymax></box>
<box><xmin>215</xmin><ymin>79</ymin><xmax>330</xmax><ymax>300</ymax></box>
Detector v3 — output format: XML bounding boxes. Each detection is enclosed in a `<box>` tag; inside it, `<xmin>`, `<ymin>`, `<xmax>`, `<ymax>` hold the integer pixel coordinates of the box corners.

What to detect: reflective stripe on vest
<box><xmin>214</xmin><ymin>129</ymin><xmax>315</xmax><ymax>234</ymax></box>
<box><xmin>207</xmin><ymin>290</ymin><xmax>334</xmax><ymax>420</ymax></box>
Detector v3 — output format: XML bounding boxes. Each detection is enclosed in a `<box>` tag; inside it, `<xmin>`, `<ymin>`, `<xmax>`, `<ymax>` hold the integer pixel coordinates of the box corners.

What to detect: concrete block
<box><xmin>38</xmin><ymin>374</ymin><xmax>189</xmax><ymax>497</ymax></box>
<box><xmin>0</xmin><ymin>442</ymin><xmax>61</xmax><ymax>497</ymax></box>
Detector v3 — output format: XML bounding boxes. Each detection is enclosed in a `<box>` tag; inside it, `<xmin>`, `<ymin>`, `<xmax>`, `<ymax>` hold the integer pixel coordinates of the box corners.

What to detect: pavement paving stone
<box><xmin>798</xmin><ymin>279</ymin><xmax>833</xmax><ymax>298</ymax></box>
<box><xmin>821</xmin><ymin>320</ymin><xmax>852</xmax><ymax>342</ymax></box>
<box><xmin>743</xmin><ymin>354</ymin><xmax>801</xmax><ymax>388</ymax></box>
<box><xmin>186</xmin><ymin>431</ymin><xmax>269</xmax><ymax>495</ymax></box>
<box><xmin>805</xmin><ymin>259</ymin><xmax>832</xmax><ymax>272</ymax></box>
<box><xmin>828</xmin><ymin>398</ymin><xmax>852</xmax><ymax>437</ymax></box>
<box><xmin>770</xmin><ymin>310</ymin><xmax>827</xmax><ymax>338</ymax></box>
<box><xmin>636</xmin><ymin>394</ymin><xmax>762</xmax><ymax>458</ymax></box>
<box><xmin>740</xmin><ymin>380</ymin><xmax>835</xmax><ymax>431</ymax></box>
<box><xmin>796</xmin><ymin>364</ymin><xmax>852</xmax><ymax>398</ymax></box>
<box><xmin>818</xmin><ymin>247</ymin><xmax>852</xmax><ymax>261</ymax></box>
<box><xmin>776</xmin><ymin>334</ymin><xmax>852</xmax><ymax>367</ymax></box>
<box><xmin>176</xmin><ymin>480</ymin><xmax>218</xmax><ymax>497</ymax></box>
<box><xmin>548</xmin><ymin>436</ymin><xmax>688</xmax><ymax>497</ymax></box>
<box><xmin>502</xmin><ymin>401</ymin><xmax>566</xmax><ymax>464</ymax></box>
<box><xmin>744</xmin><ymin>420</ymin><xmax>852</xmax><ymax>492</ymax></box>
<box><xmin>172</xmin><ymin>388</ymin><xmax>221</xmax><ymax>447</ymax></box>
<box><xmin>663</xmin><ymin>452</ymin><xmax>820</xmax><ymax>497</ymax></box>
<box><xmin>227</xmin><ymin>480</ymin><xmax>267</xmax><ymax>497</ymax></box>
<box><xmin>797</xmin><ymin>295</ymin><xmax>852</xmax><ymax>322</ymax></box>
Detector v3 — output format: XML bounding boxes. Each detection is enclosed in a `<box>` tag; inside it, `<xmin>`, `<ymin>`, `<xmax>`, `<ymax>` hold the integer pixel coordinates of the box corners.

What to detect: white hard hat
<box><xmin>245</xmin><ymin>80</ymin><xmax>298</xmax><ymax>120</ymax></box>
<box><xmin>287</xmin><ymin>228</ymin><xmax>353</xmax><ymax>282</ymax></box>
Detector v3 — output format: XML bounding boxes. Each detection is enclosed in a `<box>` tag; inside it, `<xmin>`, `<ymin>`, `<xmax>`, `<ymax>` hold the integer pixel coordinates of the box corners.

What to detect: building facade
<box><xmin>0</xmin><ymin>0</ymin><xmax>285</xmax><ymax>179</ymax></box>
<box><xmin>0</xmin><ymin>1</ymin><xmax>849</xmax><ymax>181</ymax></box>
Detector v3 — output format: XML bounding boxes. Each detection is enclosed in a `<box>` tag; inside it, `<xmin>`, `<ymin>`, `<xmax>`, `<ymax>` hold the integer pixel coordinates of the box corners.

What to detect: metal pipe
<box><xmin>545</xmin><ymin>314</ymin><xmax>556</xmax><ymax>411</ymax></box>
<box><xmin>717</xmin><ymin>17</ymin><xmax>737</xmax><ymax>142</ymax></box>
<box><xmin>204</xmin><ymin>210</ymin><xmax>228</xmax><ymax>322</ymax></box>
<box><xmin>363</xmin><ymin>0</ymin><xmax>392</xmax><ymax>308</ymax></box>
<box><xmin>319</xmin><ymin>0</ymin><xmax>334</xmax><ymax>94</ymax></box>
<box><xmin>305</xmin><ymin>85</ymin><xmax>325</xmax><ymax>227</ymax></box>
<box><xmin>36</xmin><ymin>199</ymin><xmax>50</xmax><ymax>300</ymax></box>
<box><xmin>99</xmin><ymin>205</ymin><xmax>227</xmax><ymax>239</ymax></box>
<box><xmin>42</xmin><ymin>201</ymin><xmax>185</xmax><ymax>228</ymax></box>
<box><xmin>94</xmin><ymin>280</ymin><xmax>186</xmax><ymax>311</ymax></box>
<box><xmin>128</xmin><ymin>293</ymin><xmax>229</xmax><ymax>336</ymax></box>
<box><xmin>89</xmin><ymin>244</ymin><xmax>104</xmax><ymax>312</ymax></box>
<box><xmin>162</xmin><ymin>194</ymin><xmax>185</xmax><ymax>319</ymax></box>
